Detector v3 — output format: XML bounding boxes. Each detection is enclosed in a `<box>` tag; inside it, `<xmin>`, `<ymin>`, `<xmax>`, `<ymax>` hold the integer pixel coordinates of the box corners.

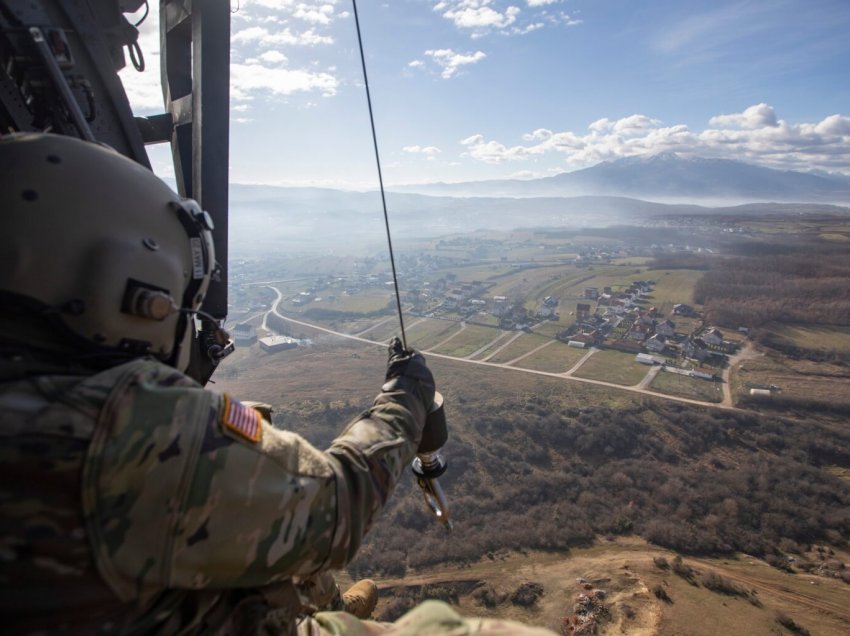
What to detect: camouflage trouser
<box><xmin>297</xmin><ymin>599</ymin><xmax>558</xmax><ymax>635</ymax></box>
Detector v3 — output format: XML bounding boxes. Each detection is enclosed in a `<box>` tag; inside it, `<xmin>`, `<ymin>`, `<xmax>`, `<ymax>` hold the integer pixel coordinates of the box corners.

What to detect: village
<box><xmin>228</xmin><ymin>250</ymin><xmax>744</xmax><ymax>401</ymax></box>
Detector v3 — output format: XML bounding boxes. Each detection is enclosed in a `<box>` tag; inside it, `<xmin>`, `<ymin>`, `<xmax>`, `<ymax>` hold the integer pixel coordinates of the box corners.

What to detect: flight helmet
<box><xmin>0</xmin><ymin>133</ymin><xmax>215</xmax><ymax>370</ymax></box>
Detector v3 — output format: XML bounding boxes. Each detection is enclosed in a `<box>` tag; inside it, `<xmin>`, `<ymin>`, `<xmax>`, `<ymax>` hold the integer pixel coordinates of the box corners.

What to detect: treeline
<box><xmin>693</xmin><ymin>252</ymin><xmax>850</xmax><ymax>329</ymax></box>
<box><xmin>330</xmin><ymin>399</ymin><xmax>850</xmax><ymax>577</ymax></box>
<box><xmin>650</xmin><ymin>253</ymin><xmax>715</xmax><ymax>270</ymax></box>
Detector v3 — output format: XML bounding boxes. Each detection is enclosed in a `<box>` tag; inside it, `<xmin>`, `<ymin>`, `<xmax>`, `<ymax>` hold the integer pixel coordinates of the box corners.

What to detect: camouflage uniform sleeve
<box><xmin>83</xmin><ymin>361</ymin><xmax>426</xmax><ymax>603</ymax></box>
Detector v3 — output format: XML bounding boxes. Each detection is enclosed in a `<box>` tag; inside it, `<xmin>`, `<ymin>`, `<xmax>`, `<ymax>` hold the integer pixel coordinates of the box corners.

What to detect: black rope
<box><xmin>351</xmin><ymin>0</ymin><xmax>408</xmax><ymax>350</ymax></box>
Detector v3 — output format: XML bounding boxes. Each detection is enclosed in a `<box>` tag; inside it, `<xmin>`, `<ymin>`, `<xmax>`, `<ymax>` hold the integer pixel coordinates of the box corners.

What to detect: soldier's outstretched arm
<box><xmin>83</xmin><ymin>342</ymin><xmax>434</xmax><ymax>602</ymax></box>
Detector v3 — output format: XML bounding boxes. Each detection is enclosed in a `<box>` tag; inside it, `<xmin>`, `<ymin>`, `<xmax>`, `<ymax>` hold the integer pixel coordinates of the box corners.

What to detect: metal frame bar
<box><xmin>160</xmin><ymin>0</ymin><xmax>230</xmax><ymax>320</ymax></box>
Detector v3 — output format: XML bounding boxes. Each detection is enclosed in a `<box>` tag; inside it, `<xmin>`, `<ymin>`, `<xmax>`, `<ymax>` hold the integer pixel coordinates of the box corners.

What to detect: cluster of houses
<box><xmin>553</xmin><ymin>279</ymin><xmax>741</xmax><ymax>379</ymax></box>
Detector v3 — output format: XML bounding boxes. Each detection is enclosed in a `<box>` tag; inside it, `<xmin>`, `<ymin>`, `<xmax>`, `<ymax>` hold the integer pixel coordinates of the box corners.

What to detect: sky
<box><xmin>120</xmin><ymin>0</ymin><xmax>850</xmax><ymax>189</ymax></box>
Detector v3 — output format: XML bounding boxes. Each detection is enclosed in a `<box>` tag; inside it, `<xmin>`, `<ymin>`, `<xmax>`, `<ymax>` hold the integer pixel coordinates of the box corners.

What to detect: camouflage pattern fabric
<box><xmin>1</xmin><ymin>356</ymin><xmax>429</xmax><ymax>634</ymax></box>
<box><xmin>299</xmin><ymin>600</ymin><xmax>558</xmax><ymax>635</ymax></box>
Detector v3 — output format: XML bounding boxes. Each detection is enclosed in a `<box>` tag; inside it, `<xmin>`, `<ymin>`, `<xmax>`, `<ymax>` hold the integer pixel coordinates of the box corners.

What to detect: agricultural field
<box><xmin>513</xmin><ymin>341</ymin><xmax>588</xmax><ymax>373</ymax></box>
<box><xmin>486</xmin><ymin>333</ymin><xmax>552</xmax><ymax>364</ymax></box>
<box><xmin>305</xmin><ymin>290</ymin><xmax>393</xmax><ymax>314</ymax></box>
<box><xmin>527</xmin><ymin>320</ymin><xmax>565</xmax><ymax>338</ymax></box>
<box><xmin>408</xmin><ymin>319</ymin><xmax>465</xmax><ymax>350</ymax></box>
<box><xmin>358</xmin><ymin>316</ymin><xmax>408</xmax><ymax>342</ymax></box>
<box><xmin>431</xmin><ymin>324</ymin><xmax>505</xmax><ymax>358</ymax></box>
<box><xmin>573</xmin><ymin>349</ymin><xmax>650</xmax><ymax>386</ymax></box>
<box><xmin>486</xmin><ymin>264</ymin><xmax>584</xmax><ymax>297</ymax></box>
<box><xmin>764</xmin><ymin>324</ymin><xmax>850</xmax><ymax>355</ymax></box>
<box><xmin>468</xmin><ymin>331</ymin><xmax>518</xmax><ymax>361</ymax></box>
<box><xmin>641</xmin><ymin>269</ymin><xmax>703</xmax><ymax>314</ymax></box>
<box><xmin>733</xmin><ymin>354</ymin><xmax>850</xmax><ymax>407</ymax></box>
<box><xmin>650</xmin><ymin>369</ymin><xmax>723</xmax><ymax>403</ymax></box>
<box><xmin>430</xmin><ymin>263</ymin><xmax>514</xmax><ymax>282</ymax></box>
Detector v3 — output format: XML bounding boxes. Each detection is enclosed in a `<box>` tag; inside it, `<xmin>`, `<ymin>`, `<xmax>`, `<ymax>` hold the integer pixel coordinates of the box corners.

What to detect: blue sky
<box><xmin>120</xmin><ymin>0</ymin><xmax>850</xmax><ymax>188</ymax></box>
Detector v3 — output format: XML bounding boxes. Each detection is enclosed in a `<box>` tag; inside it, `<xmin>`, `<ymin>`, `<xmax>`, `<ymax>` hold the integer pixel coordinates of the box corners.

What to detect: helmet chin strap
<box><xmin>179</xmin><ymin>308</ymin><xmax>234</xmax><ymax>364</ymax></box>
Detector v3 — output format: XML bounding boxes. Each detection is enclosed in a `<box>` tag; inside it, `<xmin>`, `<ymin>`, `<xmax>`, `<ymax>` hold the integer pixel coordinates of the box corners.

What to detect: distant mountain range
<box><xmin>224</xmin><ymin>181</ymin><xmax>849</xmax><ymax>257</ymax></box>
<box><xmin>391</xmin><ymin>153</ymin><xmax>850</xmax><ymax>203</ymax></box>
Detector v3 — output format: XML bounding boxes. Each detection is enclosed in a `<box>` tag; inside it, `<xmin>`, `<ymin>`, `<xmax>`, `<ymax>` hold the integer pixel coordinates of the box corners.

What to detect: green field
<box><xmin>514</xmin><ymin>341</ymin><xmax>588</xmax><ymax>373</ymax></box>
<box><xmin>487</xmin><ymin>333</ymin><xmax>552</xmax><ymax>364</ymax></box>
<box><xmin>431</xmin><ymin>324</ymin><xmax>504</xmax><ymax>358</ymax></box>
<box><xmin>650</xmin><ymin>369</ymin><xmax>723</xmax><ymax>403</ymax></box>
<box><xmin>573</xmin><ymin>349</ymin><xmax>650</xmax><ymax>386</ymax></box>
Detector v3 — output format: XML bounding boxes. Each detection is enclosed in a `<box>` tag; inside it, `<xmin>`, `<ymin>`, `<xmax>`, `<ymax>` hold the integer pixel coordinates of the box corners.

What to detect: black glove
<box><xmin>385</xmin><ymin>336</ymin><xmax>436</xmax><ymax>411</ymax></box>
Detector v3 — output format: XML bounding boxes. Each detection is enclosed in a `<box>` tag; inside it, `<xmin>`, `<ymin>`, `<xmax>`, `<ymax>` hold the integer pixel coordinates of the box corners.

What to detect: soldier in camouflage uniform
<box><xmin>0</xmin><ymin>134</ymin><xmax>556</xmax><ymax>635</ymax></box>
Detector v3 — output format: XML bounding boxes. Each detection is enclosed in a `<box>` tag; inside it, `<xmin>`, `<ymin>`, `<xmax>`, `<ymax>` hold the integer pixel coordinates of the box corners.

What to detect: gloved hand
<box><xmin>384</xmin><ymin>336</ymin><xmax>436</xmax><ymax>412</ymax></box>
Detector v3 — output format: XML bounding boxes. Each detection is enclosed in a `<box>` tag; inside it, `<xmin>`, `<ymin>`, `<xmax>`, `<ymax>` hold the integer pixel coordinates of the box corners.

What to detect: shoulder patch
<box><xmin>220</xmin><ymin>394</ymin><xmax>262</xmax><ymax>443</ymax></box>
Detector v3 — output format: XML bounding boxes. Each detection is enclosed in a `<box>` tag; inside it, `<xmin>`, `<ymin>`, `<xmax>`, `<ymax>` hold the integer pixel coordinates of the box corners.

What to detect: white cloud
<box><xmin>259</xmin><ymin>50</ymin><xmax>288</xmax><ymax>64</ymax></box>
<box><xmin>815</xmin><ymin>114</ymin><xmax>850</xmax><ymax>136</ymax></box>
<box><xmin>233</xmin><ymin>26</ymin><xmax>334</xmax><ymax>46</ymax></box>
<box><xmin>423</xmin><ymin>48</ymin><xmax>486</xmax><ymax>78</ymax></box>
<box><xmin>435</xmin><ymin>0</ymin><xmax>580</xmax><ymax>37</ymax></box>
<box><xmin>443</xmin><ymin>3</ymin><xmax>520</xmax><ymax>30</ymax></box>
<box><xmin>523</xmin><ymin>128</ymin><xmax>552</xmax><ymax>141</ymax></box>
<box><xmin>231</xmin><ymin>63</ymin><xmax>338</xmax><ymax>100</ymax></box>
<box><xmin>245</xmin><ymin>0</ymin><xmax>297</xmax><ymax>8</ymax></box>
<box><xmin>709</xmin><ymin>103</ymin><xmax>778</xmax><ymax>129</ymax></box>
<box><xmin>403</xmin><ymin>145</ymin><xmax>442</xmax><ymax>156</ymax></box>
<box><xmin>408</xmin><ymin>60</ymin><xmax>425</xmax><ymax>68</ymax></box>
<box><xmin>458</xmin><ymin>105</ymin><xmax>850</xmax><ymax>173</ymax></box>
<box><xmin>293</xmin><ymin>3</ymin><xmax>337</xmax><ymax>24</ymax></box>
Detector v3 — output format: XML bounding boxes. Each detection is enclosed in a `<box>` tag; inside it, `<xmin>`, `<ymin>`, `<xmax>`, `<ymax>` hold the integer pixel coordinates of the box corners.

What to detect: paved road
<box><xmin>264</xmin><ymin>286</ymin><xmax>742</xmax><ymax>411</ymax></box>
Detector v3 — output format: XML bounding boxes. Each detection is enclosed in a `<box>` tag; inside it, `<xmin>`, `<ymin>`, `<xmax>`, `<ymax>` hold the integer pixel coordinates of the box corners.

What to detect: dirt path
<box><xmin>720</xmin><ymin>343</ymin><xmax>763</xmax><ymax>406</ymax></box>
<box><xmin>636</xmin><ymin>364</ymin><xmax>662</xmax><ymax>389</ymax></box>
<box><xmin>691</xmin><ymin>558</ymin><xmax>850</xmax><ymax>623</ymax></box>
<box><xmin>562</xmin><ymin>346</ymin><xmax>598</xmax><ymax>376</ymax></box>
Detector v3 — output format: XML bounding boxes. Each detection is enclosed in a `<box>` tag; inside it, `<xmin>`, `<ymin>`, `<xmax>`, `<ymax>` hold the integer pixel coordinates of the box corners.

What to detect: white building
<box><xmin>259</xmin><ymin>335</ymin><xmax>298</xmax><ymax>353</ymax></box>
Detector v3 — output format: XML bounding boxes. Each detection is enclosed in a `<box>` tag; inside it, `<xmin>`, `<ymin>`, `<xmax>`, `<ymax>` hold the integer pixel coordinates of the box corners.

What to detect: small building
<box><xmin>645</xmin><ymin>334</ymin><xmax>667</xmax><ymax>353</ymax></box>
<box><xmin>683</xmin><ymin>338</ymin><xmax>710</xmax><ymax>362</ymax></box>
<box><xmin>750</xmin><ymin>388</ymin><xmax>771</xmax><ymax>396</ymax></box>
<box><xmin>567</xmin><ymin>340</ymin><xmax>586</xmax><ymax>349</ymax></box>
<box><xmin>656</xmin><ymin>319</ymin><xmax>676</xmax><ymax>338</ymax></box>
<box><xmin>636</xmin><ymin>353</ymin><xmax>664</xmax><ymax>365</ymax></box>
<box><xmin>692</xmin><ymin>367</ymin><xmax>717</xmax><ymax>380</ymax></box>
<box><xmin>491</xmin><ymin>296</ymin><xmax>508</xmax><ymax>316</ymax></box>
<box><xmin>259</xmin><ymin>335</ymin><xmax>298</xmax><ymax>353</ymax></box>
<box><xmin>702</xmin><ymin>328</ymin><xmax>724</xmax><ymax>346</ymax></box>
<box><xmin>232</xmin><ymin>322</ymin><xmax>257</xmax><ymax>346</ymax></box>
<box><xmin>584</xmin><ymin>287</ymin><xmax>599</xmax><ymax>300</ymax></box>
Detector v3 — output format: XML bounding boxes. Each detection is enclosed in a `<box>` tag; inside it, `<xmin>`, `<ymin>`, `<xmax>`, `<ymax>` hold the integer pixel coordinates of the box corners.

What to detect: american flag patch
<box><xmin>220</xmin><ymin>394</ymin><xmax>262</xmax><ymax>443</ymax></box>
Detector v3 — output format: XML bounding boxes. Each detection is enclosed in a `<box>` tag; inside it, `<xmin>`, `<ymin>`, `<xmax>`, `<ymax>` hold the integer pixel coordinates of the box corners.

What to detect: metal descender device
<box><xmin>412</xmin><ymin>391</ymin><xmax>453</xmax><ymax>531</ymax></box>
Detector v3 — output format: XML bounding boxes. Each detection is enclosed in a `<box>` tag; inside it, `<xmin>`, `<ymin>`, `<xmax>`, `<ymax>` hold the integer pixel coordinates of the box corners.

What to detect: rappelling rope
<box><xmin>351</xmin><ymin>0</ymin><xmax>408</xmax><ymax>350</ymax></box>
